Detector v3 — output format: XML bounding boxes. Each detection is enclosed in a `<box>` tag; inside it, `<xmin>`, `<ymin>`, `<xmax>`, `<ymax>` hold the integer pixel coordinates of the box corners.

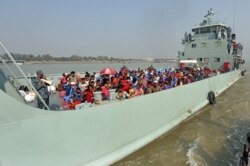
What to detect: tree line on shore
<box><xmin>0</xmin><ymin>53</ymin><xmax>138</xmax><ymax>62</ymax></box>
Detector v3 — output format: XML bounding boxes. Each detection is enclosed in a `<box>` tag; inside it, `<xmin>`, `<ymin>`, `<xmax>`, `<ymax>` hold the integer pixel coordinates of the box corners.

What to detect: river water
<box><xmin>0</xmin><ymin>62</ymin><xmax>249</xmax><ymax>166</ymax></box>
<box><xmin>0</xmin><ymin>62</ymin><xmax>175</xmax><ymax>76</ymax></box>
<box><xmin>114</xmin><ymin>64</ymin><xmax>250</xmax><ymax>166</ymax></box>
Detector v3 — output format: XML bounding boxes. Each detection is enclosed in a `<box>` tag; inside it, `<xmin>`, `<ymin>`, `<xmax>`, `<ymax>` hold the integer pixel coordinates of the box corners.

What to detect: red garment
<box><xmin>68</xmin><ymin>102</ymin><xmax>75</xmax><ymax>110</ymax></box>
<box><xmin>63</xmin><ymin>100</ymin><xmax>80</xmax><ymax>110</ymax></box>
<box><xmin>112</xmin><ymin>77</ymin><xmax>118</xmax><ymax>84</ymax></box>
<box><xmin>74</xmin><ymin>100</ymin><xmax>81</xmax><ymax>105</ymax></box>
<box><xmin>223</xmin><ymin>62</ymin><xmax>230</xmax><ymax>72</ymax></box>
<box><xmin>122</xmin><ymin>80</ymin><xmax>130</xmax><ymax>92</ymax></box>
<box><xmin>101</xmin><ymin>86</ymin><xmax>110</xmax><ymax>98</ymax></box>
<box><xmin>204</xmin><ymin>69</ymin><xmax>211</xmax><ymax>77</ymax></box>
<box><xmin>61</xmin><ymin>76</ymin><xmax>67</xmax><ymax>84</ymax></box>
<box><xmin>142</xmin><ymin>78</ymin><xmax>147</xmax><ymax>88</ymax></box>
<box><xmin>85</xmin><ymin>90</ymin><xmax>94</xmax><ymax>103</ymax></box>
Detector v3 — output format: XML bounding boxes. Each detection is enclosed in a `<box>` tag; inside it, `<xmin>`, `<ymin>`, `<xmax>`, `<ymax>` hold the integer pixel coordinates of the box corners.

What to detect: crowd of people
<box><xmin>52</xmin><ymin>65</ymin><xmax>213</xmax><ymax>110</ymax></box>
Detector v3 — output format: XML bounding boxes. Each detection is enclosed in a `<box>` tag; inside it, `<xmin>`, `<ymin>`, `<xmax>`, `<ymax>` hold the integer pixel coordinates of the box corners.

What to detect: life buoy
<box><xmin>241</xmin><ymin>71</ymin><xmax>245</xmax><ymax>76</ymax></box>
<box><xmin>208</xmin><ymin>91</ymin><xmax>216</xmax><ymax>105</ymax></box>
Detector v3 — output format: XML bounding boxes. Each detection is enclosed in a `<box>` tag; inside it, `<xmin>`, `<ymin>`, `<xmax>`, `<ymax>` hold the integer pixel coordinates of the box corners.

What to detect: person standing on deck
<box><xmin>32</xmin><ymin>70</ymin><xmax>50</xmax><ymax>109</ymax></box>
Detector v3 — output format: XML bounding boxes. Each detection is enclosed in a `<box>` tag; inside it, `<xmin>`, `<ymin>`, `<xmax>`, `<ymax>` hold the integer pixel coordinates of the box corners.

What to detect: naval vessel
<box><xmin>0</xmin><ymin>9</ymin><xmax>246</xmax><ymax>165</ymax></box>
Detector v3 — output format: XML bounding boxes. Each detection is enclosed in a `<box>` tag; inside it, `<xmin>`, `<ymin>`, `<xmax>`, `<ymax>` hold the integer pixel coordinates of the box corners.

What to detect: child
<box><xmin>68</xmin><ymin>96</ymin><xmax>75</xmax><ymax>110</ymax></box>
<box><xmin>74</xmin><ymin>87</ymin><xmax>83</xmax><ymax>103</ymax></box>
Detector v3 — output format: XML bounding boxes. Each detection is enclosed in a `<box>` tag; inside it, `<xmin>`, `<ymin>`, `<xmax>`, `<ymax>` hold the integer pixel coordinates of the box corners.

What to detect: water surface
<box><xmin>114</xmin><ymin>64</ymin><xmax>250</xmax><ymax>166</ymax></box>
<box><xmin>0</xmin><ymin>62</ymin><xmax>175</xmax><ymax>76</ymax></box>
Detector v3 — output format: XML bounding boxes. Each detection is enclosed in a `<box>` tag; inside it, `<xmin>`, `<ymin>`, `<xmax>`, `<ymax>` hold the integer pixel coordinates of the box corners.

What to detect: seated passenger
<box><xmin>171</xmin><ymin>76</ymin><xmax>177</xmax><ymax>87</ymax></box>
<box><xmin>90</xmin><ymin>74</ymin><xmax>96</xmax><ymax>82</ymax></box>
<box><xmin>73</xmin><ymin>87</ymin><xmax>83</xmax><ymax>102</ymax></box>
<box><xmin>160</xmin><ymin>82</ymin><xmax>166</xmax><ymax>90</ymax></box>
<box><xmin>65</xmin><ymin>82</ymin><xmax>76</xmax><ymax>96</ymax></box>
<box><xmin>68</xmin><ymin>71</ymin><xmax>77</xmax><ymax>84</ymax></box>
<box><xmin>101</xmin><ymin>83</ymin><xmax>110</xmax><ymax>100</ymax></box>
<box><xmin>121</xmin><ymin>77</ymin><xmax>131</xmax><ymax>92</ymax></box>
<box><xmin>60</xmin><ymin>73</ymin><xmax>68</xmax><ymax>85</ymax></box>
<box><xmin>79</xmin><ymin>77</ymin><xmax>88</xmax><ymax>91</ymax></box>
<box><xmin>83</xmin><ymin>85</ymin><xmax>94</xmax><ymax>103</ymax></box>
<box><xmin>182</xmin><ymin>76</ymin><xmax>189</xmax><ymax>85</ymax></box>
<box><xmin>63</xmin><ymin>82</ymin><xmax>77</xmax><ymax>107</ymax></box>
<box><xmin>142</xmin><ymin>75</ymin><xmax>147</xmax><ymax>88</ymax></box>
<box><xmin>116</xmin><ymin>89</ymin><xmax>130</xmax><ymax>100</ymax></box>
<box><xmin>106</xmin><ymin>80</ymin><xmax>112</xmax><ymax>89</ymax></box>
<box><xmin>151</xmin><ymin>81</ymin><xmax>160</xmax><ymax>93</ymax></box>
<box><xmin>128</xmin><ymin>84</ymin><xmax>135</xmax><ymax>97</ymax></box>
<box><xmin>95</xmin><ymin>79</ymin><xmax>102</xmax><ymax>91</ymax></box>
<box><xmin>176</xmin><ymin>78</ymin><xmax>183</xmax><ymax>87</ymax></box>
<box><xmin>165</xmin><ymin>80</ymin><xmax>172</xmax><ymax>89</ymax></box>
<box><xmin>111</xmin><ymin>76</ymin><xmax>119</xmax><ymax>89</ymax></box>
<box><xmin>89</xmin><ymin>81</ymin><xmax>96</xmax><ymax>89</ymax></box>
<box><xmin>134</xmin><ymin>85</ymin><xmax>144</xmax><ymax>97</ymax></box>
<box><xmin>68</xmin><ymin>96</ymin><xmax>75</xmax><ymax>110</ymax></box>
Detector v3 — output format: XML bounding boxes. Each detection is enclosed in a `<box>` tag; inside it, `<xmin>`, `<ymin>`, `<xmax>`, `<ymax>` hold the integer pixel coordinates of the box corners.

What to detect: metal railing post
<box><xmin>0</xmin><ymin>56</ymin><xmax>19</xmax><ymax>86</ymax></box>
<box><xmin>0</xmin><ymin>42</ymin><xmax>50</xmax><ymax>110</ymax></box>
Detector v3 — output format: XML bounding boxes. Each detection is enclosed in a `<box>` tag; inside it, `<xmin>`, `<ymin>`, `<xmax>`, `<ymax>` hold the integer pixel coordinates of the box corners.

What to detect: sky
<box><xmin>0</xmin><ymin>0</ymin><xmax>250</xmax><ymax>59</ymax></box>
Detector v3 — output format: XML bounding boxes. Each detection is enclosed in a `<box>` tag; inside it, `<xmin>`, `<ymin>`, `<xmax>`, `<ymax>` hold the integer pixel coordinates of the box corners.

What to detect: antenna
<box><xmin>233</xmin><ymin>0</ymin><xmax>236</xmax><ymax>32</ymax></box>
<box><xmin>204</xmin><ymin>8</ymin><xmax>215</xmax><ymax>24</ymax></box>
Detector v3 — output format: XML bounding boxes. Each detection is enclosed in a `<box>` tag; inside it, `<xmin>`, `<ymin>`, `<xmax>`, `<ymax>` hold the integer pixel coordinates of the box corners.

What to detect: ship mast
<box><xmin>233</xmin><ymin>0</ymin><xmax>236</xmax><ymax>32</ymax></box>
<box><xmin>204</xmin><ymin>8</ymin><xmax>214</xmax><ymax>25</ymax></box>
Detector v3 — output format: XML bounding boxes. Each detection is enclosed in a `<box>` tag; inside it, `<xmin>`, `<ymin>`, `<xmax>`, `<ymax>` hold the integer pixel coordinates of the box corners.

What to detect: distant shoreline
<box><xmin>0</xmin><ymin>60</ymin><xmax>177</xmax><ymax>65</ymax></box>
<box><xmin>23</xmin><ymin>60</ymin><xmax>144</xmax><ymax>65</ymax></box>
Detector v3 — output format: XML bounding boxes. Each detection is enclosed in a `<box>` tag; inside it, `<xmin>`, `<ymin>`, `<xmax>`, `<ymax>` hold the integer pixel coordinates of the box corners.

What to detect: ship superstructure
<box><xmin>179</xmin><ymin>8</ymin><xmax>243</xmax><ymax>71</ymax></box>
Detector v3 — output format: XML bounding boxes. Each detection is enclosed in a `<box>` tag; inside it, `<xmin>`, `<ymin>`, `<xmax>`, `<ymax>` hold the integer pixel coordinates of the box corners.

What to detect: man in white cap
<box><xmin>32</xmin><ymin>70</ymin><xmax>50</xmax><ymax>109</ymax></box>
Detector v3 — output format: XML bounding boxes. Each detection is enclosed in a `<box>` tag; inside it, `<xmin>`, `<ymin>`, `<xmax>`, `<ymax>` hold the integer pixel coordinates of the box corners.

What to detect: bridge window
<box><xmin>194</xmin><ymin>29</ymin><xmax>199</xmax><ymax>34</ymax></box>
<box><xmin>214</xmin><ymin>57</ymin><xmax>220</xmax><ymax>62</ymax></box>
<box><xmin>192</xmin><ymin>43</ymin><xmax>196</xmax><ymax>48</ymax></box>
<box><xmin>197</xmin><ymin>58</ymin><xmax>203</xmax><ymax>61</ymax></box>
<box><xmin>200</xmin><ymin>27</ymin><xmax>211</xmax><ymax>34</ymax></box>
<box><xmin>211</xmin><ymin>26</ymin><xmax>217</xmax><ymax>33</ymax></box>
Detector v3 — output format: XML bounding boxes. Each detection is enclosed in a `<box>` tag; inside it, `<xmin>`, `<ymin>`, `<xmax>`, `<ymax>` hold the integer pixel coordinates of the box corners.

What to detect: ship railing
<box><xmin>0</xmin><ymin>42</ymin><xmax>50</xmax><ymax>110</ymax></box>
<box><xmin>194</xmin><ymin>20</ymin><xmax>226</xmax><ymax>28</ymax></box>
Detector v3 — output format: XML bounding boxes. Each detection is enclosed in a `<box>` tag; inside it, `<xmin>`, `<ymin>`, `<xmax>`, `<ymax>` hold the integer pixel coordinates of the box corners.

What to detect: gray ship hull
<box><xmin>0</xmin><ymin>70</ymin><xmax>242</xmax><ymax>166</ymax></box>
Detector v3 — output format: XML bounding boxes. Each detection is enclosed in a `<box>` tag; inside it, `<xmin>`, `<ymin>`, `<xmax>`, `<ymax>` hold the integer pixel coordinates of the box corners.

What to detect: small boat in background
<box><xmin>0</xmin><ymin>60</ymin><xmax>24</xmax><ymax>65</ymax></box>
<box><xmin>16</xmin><ymin>61</ymin><xmax>24</xmax><ymax>65</ymax></box>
